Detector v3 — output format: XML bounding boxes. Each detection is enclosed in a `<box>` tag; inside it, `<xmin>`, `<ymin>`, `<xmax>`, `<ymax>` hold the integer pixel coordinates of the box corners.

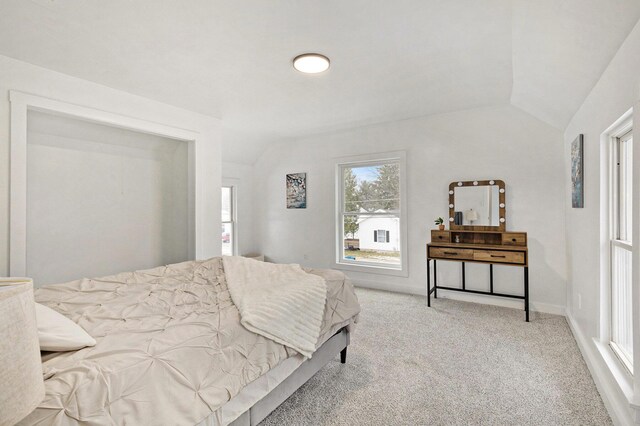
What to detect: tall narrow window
<box><xmin>337</xmin><ymin>156</ymin><xmax>405</xmax><ymax>273</ymax></box>
<box><xmin>611</xmin><ymin>126</ymin><xmax>633</xmax><ymax>373</ymax></box>
<box><xmin>221</xmin><ymin>186</ymin><xmax>236</xmax><ymax>256</ymax></box>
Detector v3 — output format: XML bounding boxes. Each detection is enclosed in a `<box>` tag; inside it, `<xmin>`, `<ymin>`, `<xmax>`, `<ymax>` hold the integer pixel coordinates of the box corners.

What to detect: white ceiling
<box><xmin>1</xmin><ymin>0</ymin><xmax>639</xmax><ymax>163</ymax></box>
<box><xmin>511</xmin><ymin>0</ymin><xmax>640</xmax><ymax>129</ymax></box>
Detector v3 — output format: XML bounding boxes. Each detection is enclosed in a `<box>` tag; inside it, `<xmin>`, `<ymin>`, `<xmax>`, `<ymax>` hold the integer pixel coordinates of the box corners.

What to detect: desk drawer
<box><xmin>429</xmin><ymin>247</ymin><xmax>474</xmax><ymax>260</ymax></box>
<box><xmin>501</xmin><ymin>232</ymin><xmax>527</xmax><ymax>246</ymax></box>
<box><xmin>431</xmin><ymin>231</ymin><xmax>450</xmax><ymax>243</ymax></box>
<box><xmin>473</xmin><ymin>250</ymin><xmax>525</xmax><ymax>265</ymax></box>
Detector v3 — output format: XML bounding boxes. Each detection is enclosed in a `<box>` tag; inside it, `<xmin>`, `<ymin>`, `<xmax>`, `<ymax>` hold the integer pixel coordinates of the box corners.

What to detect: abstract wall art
<box><xmin>571</xmin><ymin>134</ymin><xmax>584</xmax><ymax>208</ymax></box>
<box><xmin>286</xmin><ymin>172</ymin><xmax>307</xmax><ymax>209</ymax></box>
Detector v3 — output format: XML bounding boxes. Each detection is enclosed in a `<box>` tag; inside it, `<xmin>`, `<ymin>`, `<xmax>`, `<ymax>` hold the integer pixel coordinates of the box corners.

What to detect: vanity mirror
<box><xmin>448</xmin><ymin>180</ymin><xmax>505</xmax><ymax>231</ymax></box>
<box><xmin>428</xmin><ymin>179</ymin><xmax>530</xmax><ymax>321</ymax></box>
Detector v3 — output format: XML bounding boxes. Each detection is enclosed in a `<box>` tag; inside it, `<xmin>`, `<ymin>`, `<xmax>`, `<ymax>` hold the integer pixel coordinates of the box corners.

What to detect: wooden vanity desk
<box><xmin>427</xmin><ymin>180</ymin><xmax>530</xmax><ymax>321</ymax></box>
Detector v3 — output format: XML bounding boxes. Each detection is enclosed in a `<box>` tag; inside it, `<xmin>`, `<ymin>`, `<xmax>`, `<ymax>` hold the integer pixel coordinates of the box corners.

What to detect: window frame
<box><xmin>606</xmin><ymin>114</ymin><xmax>634</xmax><ymax>375</ymax></box>
<box><xmin>613</xmin><ymin>129</ymin><xmax>633</xmax><ymax>244</ymax></box>
<box><xmin>375</xmin><ymin>229</ymin><xmax>390</xmax><ymax>243</ymax></box>
<box><xmin>611</xmin><ymin>130</ymin><xmax>634</xmax><ymax>373</ymax></box>
<box><xmin>221</xmin><ymin>183</ymin><xmax>238</xmax><ymax>256</ymax></box>
<box><xmin>334</xmin><ymin>151</ymin><xmax>408</xmax><ymax>277</ymax></box>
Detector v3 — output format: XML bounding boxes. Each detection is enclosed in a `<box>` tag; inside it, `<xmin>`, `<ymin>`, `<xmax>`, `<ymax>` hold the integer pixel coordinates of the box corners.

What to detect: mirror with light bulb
<box><xmin>427</xmin><ymin>178</ymin><xmax>530</xmax><ymax>321</ymax></box>
<box><xmin>448</xmin><ymin>180</ymin><xmax>506</xmax><ymax>231</ymax></box>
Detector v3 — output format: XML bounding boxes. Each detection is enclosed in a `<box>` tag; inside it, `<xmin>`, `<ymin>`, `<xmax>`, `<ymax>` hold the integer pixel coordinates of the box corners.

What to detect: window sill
<box><xmin>593</xmin><ymin>338</ymin><xmax>634</xmax><ymax>403</ymax></box>
<box><xmin>610</xmin><ymin>341</ymin><xmax>634</xmax><ymax>375</ymax></box>
<box><xmin>333</xmin><ymin>261</ymin><xmax>408</xmax><ymax>277</ymax></box>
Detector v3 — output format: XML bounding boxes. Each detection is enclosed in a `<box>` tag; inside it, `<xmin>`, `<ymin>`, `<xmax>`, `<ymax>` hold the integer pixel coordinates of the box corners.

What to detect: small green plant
<box><xmin>434</xmin><ymin>217</ymin><xmax>444</xmax><ymax>225</ymax></box>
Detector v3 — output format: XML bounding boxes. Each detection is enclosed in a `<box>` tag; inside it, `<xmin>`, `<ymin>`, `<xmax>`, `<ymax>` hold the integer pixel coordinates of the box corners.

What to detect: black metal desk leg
<box><xmin>462</xmin><ymin>262</ymin><xmax>466</xmax><ymax>290</ymax></box>
<box><xmin>524</xmin><ymin>267</ymin><xmax>529</xmax><ymax>322</ymax></box>
<box><xmin>433</xmin><ymin>259</ymin><xmax>438</xmax><ymax>299</ymax></box>
<box><xmin>489</xmin><ymin>264</ymin><xmax>494</xmax><ymax>294</ymax></box>
<box><xmin>427</xmin><ymin>259</ymin><xmax>431</xmax><ymax>307</ymax></box>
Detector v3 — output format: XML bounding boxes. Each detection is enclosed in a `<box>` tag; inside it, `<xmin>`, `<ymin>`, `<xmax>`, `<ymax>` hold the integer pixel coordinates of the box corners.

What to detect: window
<box><xmin>336</xmin><ymin>152</ymin><xmax>407</xmax><ymax>275</ymax></box>
<box><xmin>221</xmin><ymin>186</ymin><xmax>236</xmax><ymax>256</ymax></box>
<box><xmin>375</xmin><ymin>230</ymin><xmax>390</xmax><ymax>243</ymax></box>
<box><xmin>610</xmin><ymin>122</ymin><xmax>633</xmax><ymax>373</ymax></box>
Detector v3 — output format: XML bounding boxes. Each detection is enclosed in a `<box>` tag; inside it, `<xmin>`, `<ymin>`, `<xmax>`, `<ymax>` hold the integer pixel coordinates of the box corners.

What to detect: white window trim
<box><xmin>222</xmin><ymin>178</ymin><xmax>239</xmax><ymax>256</ymax></box>
<box><xmin>609</xmin><ymin>116</ymin><xmax>634</xmax><ymax>375</ymax></box>
<box><xmin>613</xmin><ymin>129</ymin><xmax>633</xmax><ymax>244</ymax></box>
<box><xmin>333</xmin><ymin>151</ymin><xmax>408</xmax><ymax>277</ymax></box>
<box><xmin>598</xmin><ymin>109</ymin><xmax>635</xmax><ymax>396</ymax></box>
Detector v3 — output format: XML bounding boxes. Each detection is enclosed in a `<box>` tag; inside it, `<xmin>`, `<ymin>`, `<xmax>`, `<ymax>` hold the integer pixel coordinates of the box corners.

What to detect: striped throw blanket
<box><xmin>222</xmin><ymin>256</ymin><xmax>327</xmax><ymax>358</ymax></box>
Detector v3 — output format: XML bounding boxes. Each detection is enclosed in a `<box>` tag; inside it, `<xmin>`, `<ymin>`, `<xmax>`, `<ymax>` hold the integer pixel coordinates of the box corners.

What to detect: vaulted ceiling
<box><xmin>1</xmin><ymin>0</ymin><xmax>639</xmax><ymax>163</ymax></box>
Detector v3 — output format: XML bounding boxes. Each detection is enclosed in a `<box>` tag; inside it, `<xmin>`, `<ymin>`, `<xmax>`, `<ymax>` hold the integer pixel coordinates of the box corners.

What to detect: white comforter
<box><xmin>22</xmin><ymin>258</ymin><xmax>360</xmax><ymax>426</ymax></box>
<box><xmin>222</xmin><ymin>256</ymin><xmax>327</xmax><ymax>358</ymax></box>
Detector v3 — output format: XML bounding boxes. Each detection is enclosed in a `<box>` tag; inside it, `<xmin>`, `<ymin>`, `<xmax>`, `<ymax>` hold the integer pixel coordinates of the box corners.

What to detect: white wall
<box><xmin>26</xmin><ymin>111</ymin><xmax>189</xmax><ymax>286</ymax></box>
<box><xmin>253</xmin><ymin>104</ymin><xmax>567</xmax><ymax>313</ymax></box>
<box><xmin>222</xmin><ymin>162</ymin><xmax>257</xmax><ymax>256</ymax></box>
<box><xmin>0</xmin><ymin>55</ymin><xmax>222</xmax><ymax>278</ymax></box>
<box><xmin>563</xmin><ymin>19</ymin><xmax>640</xmax><ymax>425</ymax></box>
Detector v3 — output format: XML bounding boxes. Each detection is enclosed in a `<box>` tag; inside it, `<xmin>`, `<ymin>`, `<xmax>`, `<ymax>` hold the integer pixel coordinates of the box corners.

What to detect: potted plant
<box><xmin>434</xmin><ymin>217</ymin><xmax>445</xmax><ymax>230</ymax></box>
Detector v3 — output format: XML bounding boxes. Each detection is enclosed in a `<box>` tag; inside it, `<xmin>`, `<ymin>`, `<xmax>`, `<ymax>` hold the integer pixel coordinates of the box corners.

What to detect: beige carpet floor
<box><xmin>260</xmin><ymin>288</ymin><xmax>611</xmax><ymax>426</ymax></box>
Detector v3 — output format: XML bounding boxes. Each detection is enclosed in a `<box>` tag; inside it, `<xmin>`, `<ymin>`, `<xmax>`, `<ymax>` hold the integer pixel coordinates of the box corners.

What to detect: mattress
<box><xmin>21</xmin><ymin>258</ymin><xmax>360</xmax><ymax>426</ymax></box>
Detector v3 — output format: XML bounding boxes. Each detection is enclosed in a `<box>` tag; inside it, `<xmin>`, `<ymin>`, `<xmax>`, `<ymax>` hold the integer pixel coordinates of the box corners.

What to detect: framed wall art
<box><xmin>571</xmin><ymin>134</ymin><xmax>584</xmax><ymax>208</ymax></box>
<box><xmin>286</xmin><ymin>172</ymin><xmax>307</xmax><ymax>209</ymax></box>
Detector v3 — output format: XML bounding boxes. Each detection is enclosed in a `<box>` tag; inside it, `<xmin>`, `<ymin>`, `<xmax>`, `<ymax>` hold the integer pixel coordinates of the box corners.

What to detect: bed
<box><xmin>20</xmin><ymin>257</ymin><xmax>360</xmax><ymax>425</ymax></box>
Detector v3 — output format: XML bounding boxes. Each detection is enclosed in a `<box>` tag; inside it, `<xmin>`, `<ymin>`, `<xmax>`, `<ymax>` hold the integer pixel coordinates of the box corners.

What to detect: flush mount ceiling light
<box><xmin>293</xmin><ymin>53</ymin><xmax>330</xmax><ymax>74</ymax></box>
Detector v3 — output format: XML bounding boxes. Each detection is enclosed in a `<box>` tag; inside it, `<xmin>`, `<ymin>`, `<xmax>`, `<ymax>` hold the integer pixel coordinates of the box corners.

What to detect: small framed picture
<box><xmin>286</xmin><ymin>173</ymin><xmax>307</xmax><ymax>209</ymax></box>
<box><xmin>571</xmin><ymin>134</ymin><xmax>584</xmax><ymax>208</ymax></box>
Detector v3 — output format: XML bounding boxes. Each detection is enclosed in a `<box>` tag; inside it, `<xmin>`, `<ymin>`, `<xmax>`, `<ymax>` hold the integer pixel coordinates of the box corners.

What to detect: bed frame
<box><xmin>229</xmin><ymin>327</ymin><xmax>350</xmax><ymax>426</ymax></box>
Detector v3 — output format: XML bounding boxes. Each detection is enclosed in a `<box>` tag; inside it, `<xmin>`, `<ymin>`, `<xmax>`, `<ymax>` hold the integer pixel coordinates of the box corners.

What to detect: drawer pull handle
<box><xmin>438</xmin><ymin>236</ymin><xmax>443</xmax><ymax>239</ymax></box>
<box><xmin>511</xmin><ymin>238</ymin><xmax>517</xmax><ymax>242</ymax></box>
<box><xmin>443</xmin><ymin>251</ymin><xmax>458</xmax><ymax>255</ymax></box>
<box><xmin>491</xmin><ymin>255</ymin><xmax>506</xmax><ymax>258</ymax></box>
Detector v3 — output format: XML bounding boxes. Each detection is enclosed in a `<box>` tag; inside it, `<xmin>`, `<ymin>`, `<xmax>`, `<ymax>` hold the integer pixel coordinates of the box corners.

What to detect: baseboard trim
<box><xmin>351</xmin><ymin>279</ymin><xmax>423</xmax><ymax>296</ymax></box>
<box><xmin>565</xmin><ymin>311</ymin><xmax>635</xmax><ymax>425</ymax></box>
<box><xmin>435</xmin><ymin>289</ymin><xmax>566</xmax><ymax>316</ymax></box>
<box><xmin>351</xmin><ymin>279</ymin><xmax>565</xmax><ymax>315</ymax></box>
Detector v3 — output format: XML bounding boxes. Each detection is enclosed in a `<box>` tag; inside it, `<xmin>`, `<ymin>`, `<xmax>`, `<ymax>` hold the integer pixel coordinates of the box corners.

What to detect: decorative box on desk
<box><xmin>427</xmin><ymin>180</ymin><xmax>530</xmax><ymax>321</ymax></box>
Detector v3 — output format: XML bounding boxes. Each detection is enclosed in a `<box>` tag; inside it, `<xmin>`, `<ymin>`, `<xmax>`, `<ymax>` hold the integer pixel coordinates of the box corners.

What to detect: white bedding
<box><xmin>222</xmin><ymin>256</ymin><xmax>327</xmax><ymax>358</ymax></box>
<box><xmin>23</xmin><ymin>259</ymin><xmax>360</xmax><ymax>426</ymax></box>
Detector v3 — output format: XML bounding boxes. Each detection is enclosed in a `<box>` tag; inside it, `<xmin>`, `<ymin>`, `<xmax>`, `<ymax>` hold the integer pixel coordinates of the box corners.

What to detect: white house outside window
<box><xmin>336</xmin><ymin>152</ymin><xmax>407</xmax><ymax>276</ymax></box>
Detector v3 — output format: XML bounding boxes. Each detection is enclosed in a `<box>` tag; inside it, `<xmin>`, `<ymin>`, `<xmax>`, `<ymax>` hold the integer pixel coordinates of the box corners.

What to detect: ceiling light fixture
<box><xmin>293</xmin><ymin>53</ymin><xmax>330</xmax><ymax>74</ymax></box>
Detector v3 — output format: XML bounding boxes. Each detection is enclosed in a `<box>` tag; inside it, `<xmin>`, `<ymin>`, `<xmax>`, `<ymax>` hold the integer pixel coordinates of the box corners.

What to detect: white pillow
<box><xmin>35</xmin><ymin>303</ymin><xmax>96</xmax><ymax>352</ymax></box>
